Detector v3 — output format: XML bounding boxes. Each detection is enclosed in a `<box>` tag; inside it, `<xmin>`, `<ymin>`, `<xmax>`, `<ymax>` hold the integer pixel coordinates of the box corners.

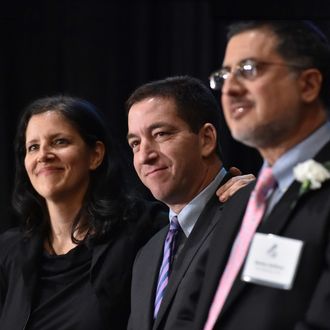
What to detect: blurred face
<box><xmin>24</xmin><ymin>111</ymin><xmax>104</xmax><ymax>204</ymax></box>
<box><xmin>127</xmin><ymin>97</ymin><xmax>215</xmax><ymax>212</ymax></box>
<box><xmin>221</xmin><ymin>28</ymin><xmax>305</xmax><ymax>150</ymax></box>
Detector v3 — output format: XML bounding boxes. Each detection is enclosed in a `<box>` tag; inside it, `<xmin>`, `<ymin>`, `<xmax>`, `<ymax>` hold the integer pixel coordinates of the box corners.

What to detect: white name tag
<box><xmin>241</xmin><ymin>233</ymin><xmax>304</xmax><ymax>290</ymax></box>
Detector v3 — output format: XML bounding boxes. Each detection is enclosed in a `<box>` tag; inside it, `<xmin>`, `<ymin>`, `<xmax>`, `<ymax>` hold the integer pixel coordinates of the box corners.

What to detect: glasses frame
<box><xmin>209</xmin><ymin>58</ymin><xmax>307</xmax><ymax>91</ymax></box>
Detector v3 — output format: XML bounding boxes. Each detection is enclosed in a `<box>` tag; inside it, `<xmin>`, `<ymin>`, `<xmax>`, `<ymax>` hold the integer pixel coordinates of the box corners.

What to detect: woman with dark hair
<box><xmin>0</xmin><ymin>95</ymin><xmax>166</xmax><ymax>329</ymax></box>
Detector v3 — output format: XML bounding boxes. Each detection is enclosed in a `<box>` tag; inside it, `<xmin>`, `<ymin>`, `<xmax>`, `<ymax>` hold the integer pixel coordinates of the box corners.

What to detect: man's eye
<box><xmin>154</xmin><ymin>131</ymin><xmax>168</xmax><ymax>138</ymax></box>
<box><xmin>241</xmin><ymin>67</ymin><xmax>255</xmax><ymax>78</ymax></box>
<box><xmin>239</xmin><ymin>60</ymin><xmax>258</xmax><ymax>79</ymax></box>
<box><xmin>129</xmin><ymin>140</ymin><xmax>139</xmax><ymax>149</ymax></box>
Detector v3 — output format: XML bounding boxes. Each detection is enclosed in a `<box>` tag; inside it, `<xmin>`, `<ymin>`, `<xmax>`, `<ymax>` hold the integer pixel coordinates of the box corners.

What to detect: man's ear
<box><xmin>199</xmin><ymin>123</ymin><xmax>217</xmax><ymax>157</ymax></box>
<box><xmin>299</xmin><ymin>68</ymin><xmax>322</xmax><ymax>103</ymax></box>
<box><xmin>89</xmin><ymin>141</ymin><xmax>105</xmax><ymax>170</ymax></box>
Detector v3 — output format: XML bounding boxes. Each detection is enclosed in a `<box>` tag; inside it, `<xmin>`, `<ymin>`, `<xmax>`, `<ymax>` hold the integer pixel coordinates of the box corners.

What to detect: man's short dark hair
<box><xmin>126</xmin><ymin>75</ymin><xmax>223</xmax><ymax>158</ymax></box>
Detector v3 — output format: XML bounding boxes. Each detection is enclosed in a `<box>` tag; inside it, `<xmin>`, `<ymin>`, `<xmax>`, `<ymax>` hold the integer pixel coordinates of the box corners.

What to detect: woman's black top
<box><xmin>0</xmin><ymin>201</ymin><xmax>168</xmax><ymax>329</ymax></box>
<box><xmin>26</xmin><ymin>244</ymin><xmax>105</xmax><ymax>330</ymax></box>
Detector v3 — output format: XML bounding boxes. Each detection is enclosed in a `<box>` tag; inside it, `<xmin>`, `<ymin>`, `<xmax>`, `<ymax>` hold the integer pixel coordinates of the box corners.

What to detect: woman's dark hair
<box><xmin>13</xmin><ymin>95</ymin><xmax>131</xmax><ymax>243</ymax></box>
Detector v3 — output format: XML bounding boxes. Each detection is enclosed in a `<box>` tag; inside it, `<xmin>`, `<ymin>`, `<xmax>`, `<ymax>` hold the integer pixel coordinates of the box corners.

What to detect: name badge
<box><xmin>241</xmin><ymin>233</ymin><xmax>304</xmax><ymax>290</ymax></box>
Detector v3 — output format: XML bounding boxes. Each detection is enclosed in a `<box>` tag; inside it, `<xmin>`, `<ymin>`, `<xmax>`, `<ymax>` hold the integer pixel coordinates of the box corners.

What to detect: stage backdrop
<box><xmin>1</xmin><ymin>1</ymin><xmax>329</xmax><ymax>231</ymax></box>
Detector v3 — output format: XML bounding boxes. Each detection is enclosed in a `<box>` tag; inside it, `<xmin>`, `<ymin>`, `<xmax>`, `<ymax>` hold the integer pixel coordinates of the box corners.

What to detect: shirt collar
<box><xmin>263</xmin><ymin>121</ymin><xmax>330</xmax><ymax>194</ymax></box>
<box><xmin>169</xmin><ymin>167</ymin><xmax>227</xmax><ymax>237</ymax></box>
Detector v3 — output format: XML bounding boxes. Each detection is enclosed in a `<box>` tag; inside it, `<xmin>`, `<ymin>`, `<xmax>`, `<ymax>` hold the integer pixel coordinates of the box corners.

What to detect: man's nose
<box><xmin>221</xmin><ymin>72</ymin><xmax>246</xmax><ymax>96</ymax></box>
<box><xmin>137</xmin><ymin>140</ymin><xmax>158</xmax><ymax>164</ymax></box>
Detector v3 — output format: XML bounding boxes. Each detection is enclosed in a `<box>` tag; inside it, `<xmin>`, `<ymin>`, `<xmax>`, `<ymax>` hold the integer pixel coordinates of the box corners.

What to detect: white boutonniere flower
<box><xmin>293</xmin><ymin>159</ymin><xmax>330</xmax><ymax>197</ymax></box>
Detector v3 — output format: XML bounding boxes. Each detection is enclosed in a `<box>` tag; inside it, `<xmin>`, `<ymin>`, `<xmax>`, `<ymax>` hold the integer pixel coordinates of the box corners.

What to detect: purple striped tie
<box><xmin>154</xmin><ymin>216</ymin><xmax>180</xmax><ymax>319</ymax></box>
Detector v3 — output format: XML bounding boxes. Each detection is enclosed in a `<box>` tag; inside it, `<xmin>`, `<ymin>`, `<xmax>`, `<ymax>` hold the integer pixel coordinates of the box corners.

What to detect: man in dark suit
<box><xmin>196</xmin><ymin>21</ymin><xmax>330</xmax><ymax>330</ymax></box>
<box><xmin>126</xmin><ymin>76</ymin><xmax>254</xmax><ymax>330</ymax></box>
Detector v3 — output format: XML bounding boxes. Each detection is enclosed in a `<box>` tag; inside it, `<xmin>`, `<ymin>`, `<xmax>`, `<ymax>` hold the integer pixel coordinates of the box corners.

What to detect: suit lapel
<box><xmin>219</xmin><ymin>181</ymin><xmax>300</xmax><ymax>317</ymax></box>
<box><xmin>198</xmin><ymin>184</ymin><xmax>253</xmax><ymax>321</ymax></box>
<box><xmin>220</xmin><ymin>141</ymin><xmax>330</xmax><ymax>318</ymax></box>
<box><xmin>153</xmin><ymin>173</ymin><xmax>235</xmax><ymax>328</ymax></box>
<box><xmin>260</xmin><ymin>181</ymin><xmax>300</xmax><ymax>233</ymax></box>
<box><xmin>90</xmin><ymin>240</ymin><xmax>111</xmax><ymax>274</ymax></box>
<box><xmin>140</xmin><ymin>228</ymin><xmax>168</xmax><ymax>329</ymax></box>
<box><xmin>20</xmin><ymin>230</ymin><xmax>44</xmax><ymax>316</ymax></box>
<box><xmin>153</xmin><ymin>195</ymin><xmax>223</xmax><ymax>329</ymax></box>
<box><xmin>261</xmin><ymin>140</ymin><xmax>330</xmax><ymax>235</ymax></box>
<box><xmin>260</xmin><ymin>138</ymin><xmax>330</xmax><ymax>233</ymax></box>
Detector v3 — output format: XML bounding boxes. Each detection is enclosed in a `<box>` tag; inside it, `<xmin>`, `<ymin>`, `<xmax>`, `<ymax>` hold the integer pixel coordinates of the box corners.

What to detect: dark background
<box><xmin>1</xmin><ymin>0</ymin><xmax>330</xmax><ymax>231</ymax></box>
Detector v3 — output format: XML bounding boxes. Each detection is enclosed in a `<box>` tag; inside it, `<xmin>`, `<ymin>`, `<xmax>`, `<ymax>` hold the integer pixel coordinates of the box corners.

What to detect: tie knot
<box><xmin>254</xmin><ymin>167</ymin><xmax>276</xmax><ymax>201</ymax></box>
<box><xmin>169</xmin><ymin>216</ymin><xmax>180</xmax><ymax>231</ymax></box>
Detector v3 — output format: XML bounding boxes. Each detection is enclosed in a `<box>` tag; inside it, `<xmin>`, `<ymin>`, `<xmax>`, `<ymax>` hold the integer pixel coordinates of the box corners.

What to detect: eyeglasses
<box><xmin>209</xmin><ymin>59</ymin><xmax>306</xmax><ymax>91</ymax></box>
